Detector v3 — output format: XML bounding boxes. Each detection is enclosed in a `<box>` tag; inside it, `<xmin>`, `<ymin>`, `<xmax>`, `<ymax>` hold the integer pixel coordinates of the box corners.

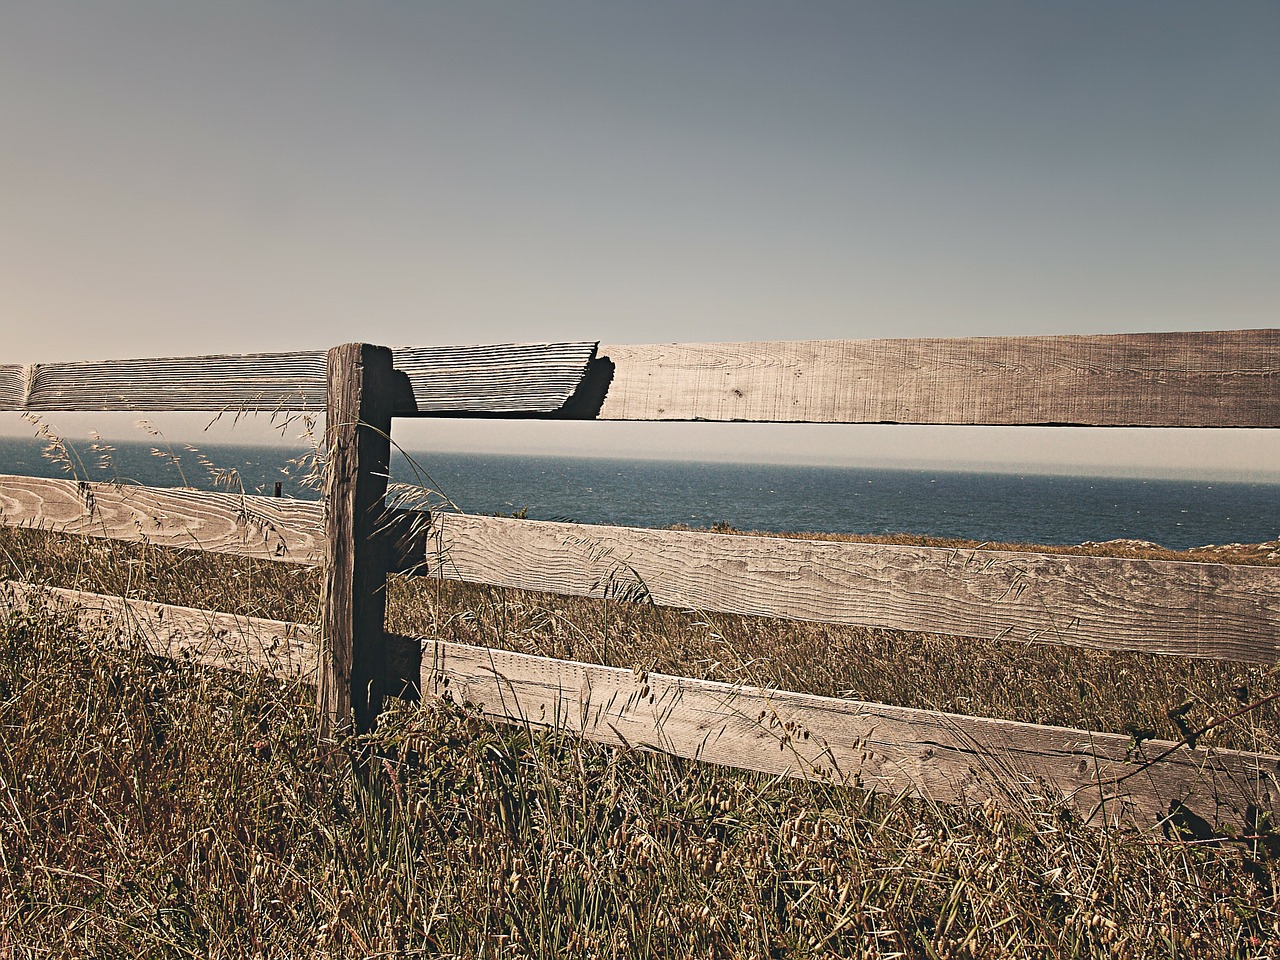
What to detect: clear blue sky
<box><xmin>1</xmin><ymin>2</ymin><xmax>1277</xmax><ymax>478</ymax></box>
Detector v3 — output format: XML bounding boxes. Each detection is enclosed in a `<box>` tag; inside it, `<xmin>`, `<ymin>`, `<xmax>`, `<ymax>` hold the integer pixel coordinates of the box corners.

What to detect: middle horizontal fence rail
<box><xmin>0</xmin><ymin>474</ymin><xmax>326</xmax><ymax>564</ymax></box>
<box><xmin>3</xmin><ymin>474</ymin><xmax>1277</xmax><ymax>664</ymax></box>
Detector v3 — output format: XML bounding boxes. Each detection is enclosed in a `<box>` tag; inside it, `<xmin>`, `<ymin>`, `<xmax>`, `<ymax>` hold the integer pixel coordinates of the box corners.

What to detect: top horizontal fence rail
<box><xmin>2</xmin><ymin>329</ymin><xmax>1277</xmax><ymax>426</ymax></box>
<box><xmin>592</xmin><ymin>330</ymin><xmax>1280</xmax><ymax>426</ymax></box>
<box><xmin>0</xmin><ymin>342</ymin><xmax>598</xmax><ymax>415</ymax></box>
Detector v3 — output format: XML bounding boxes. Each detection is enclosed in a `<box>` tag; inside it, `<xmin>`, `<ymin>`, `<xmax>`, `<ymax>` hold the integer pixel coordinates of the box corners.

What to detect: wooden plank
<box><xmin>0</xmin><ymin>580</ymin><xmax>317</xmax><ymax>680</ymax></box>
<box><xmin>5</xmin><ymin>351</ymin><xmax>330</xmax><ymax>412</ymax></box>
<box><xmin>592</xmin><ymin>330</ymin><xmax>1280</xmax><ymax>426</ymax></box>
<box><xmin>418</xmin><ymin>514</ymin><xmax>1280</xmax><ymax>664</ymax></box>
<box><xmin>3</xmin><ymin>574</ymin><xmax>1274</xmax><ymax>829</ymax></box>
<box><xmin>391</xmin><ymin>342</ymin><xmax>599</xmax><ymax>415</ymax></box>
<box><xmin>4</xmin><ymin>473</ymin><xmax>1275</xmax><ymax>665</ymax></box>
<box><xmin>0</xmin><ymin>365</ymin><xmax>25</xmax><ymax>408</ymax></box>
<box><xmin>421</xmin><ymin>637</ymin><xmax>1280</xmax><ymax>830</ymax></box>
<box><xmin>0</xmin><ymin>474</ymin><xmax>324</xmax><ymax>564</ymax></box>
<box><xmin>317</xmin><ymin>344</ymin><xmax>396</xmax><ymax>740</ymax></box>
<box><xmin>0</xmin><ymin>342</ymin><xmax>597</xmax><ymax>415</ymax></box>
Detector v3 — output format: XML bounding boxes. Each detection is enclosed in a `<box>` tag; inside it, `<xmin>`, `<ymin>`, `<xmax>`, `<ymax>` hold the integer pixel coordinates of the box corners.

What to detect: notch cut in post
<box><xmin>317</xmin><ymin>343</ymin><xmax>395</xmax><ymax>740</ymax></box>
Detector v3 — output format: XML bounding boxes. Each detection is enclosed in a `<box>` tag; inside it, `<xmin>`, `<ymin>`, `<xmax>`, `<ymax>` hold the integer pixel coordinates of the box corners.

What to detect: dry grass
<box><xmin>670</xmin><ymin>523</ymin><xmax>1280</xmax><ymax>568</ymax></box>
<box><xmin>1</xmin><ymin>526</ymin><xmax>1278</xmax><ymax>958</ymax></box>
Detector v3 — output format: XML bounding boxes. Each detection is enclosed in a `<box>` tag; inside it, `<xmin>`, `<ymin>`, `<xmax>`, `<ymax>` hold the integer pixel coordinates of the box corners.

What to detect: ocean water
<box><xmin>0</xmin><ymin>437</ymin><xmax>1276</xmax><ymax>550</ymax></box>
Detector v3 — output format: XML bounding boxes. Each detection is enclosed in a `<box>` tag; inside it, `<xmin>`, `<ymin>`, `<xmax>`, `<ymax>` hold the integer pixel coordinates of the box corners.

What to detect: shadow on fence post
<box><xmin>317</xmin><ymin>342</ymin><xmax>395</xmax><ymax>741</ymax></box>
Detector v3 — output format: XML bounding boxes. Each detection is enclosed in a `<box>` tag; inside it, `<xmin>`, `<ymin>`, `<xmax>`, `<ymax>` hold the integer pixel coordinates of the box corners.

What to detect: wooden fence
<box><xmin>1</xmin><ymin>331</ymin><xmax>1278</xmax><ymax>833</ymax></box>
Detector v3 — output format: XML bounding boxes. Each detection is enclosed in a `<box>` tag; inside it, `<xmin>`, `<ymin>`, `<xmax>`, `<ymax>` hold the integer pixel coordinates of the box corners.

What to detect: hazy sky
<box><xmin>2</xmin><ymin>2</ymin><xmax>1277</xmax><ymax>478</ymax></box>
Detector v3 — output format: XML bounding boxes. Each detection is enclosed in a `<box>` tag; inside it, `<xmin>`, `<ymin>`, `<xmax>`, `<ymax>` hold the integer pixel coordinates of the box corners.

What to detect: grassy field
<box><xmin>0</xmin><ymin>525</ymin><xmax>1277</xmax><ymax>958</ymax></box>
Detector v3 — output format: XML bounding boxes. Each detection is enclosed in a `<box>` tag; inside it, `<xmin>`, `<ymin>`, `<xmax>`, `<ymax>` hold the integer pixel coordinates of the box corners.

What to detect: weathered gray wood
<box><xmin>0</xmin><ymin>343</ymin><xmax>597</xmax><ymax>415</ymax></box>
<box><xmin>4</xmin><ymin>473</ymin><xmax>1274</xmax><ymax>664</ymax></box>
<box><xmin>0</xmin><ymin>580</ymin><xmax>317</xmax><ymax>680</ymax></box>
<box><xmin>0</xmin><ymin>365</ymin><xmax>25</xmax><ymax>408</ymax></box>
<box><xmin>391</xmin><ymin>342</ymin><xmax>598</xmax><ymax>415</ymax></box>
<box><xmin>422</xmin><ymin>637</ymin><xmax>1280</xmax><ymax>830</ymax></box>
<box><xmin>0</xmin><ymin>474</ymin><xmax>422</xmax><ymax>569</ymax></box>
<box><xmin>593</xmin><ymin>330</ymin><xmax>1280</xmax><ymax>426</ymax></box>
<box><xmin>318</xmin><ymin>344</ymin><xmax>396</xmax><ymax>740</ymax></box>
<box><xmin>4</xmin><ymin>351</ymin><xmax>330</xmax><ymax>412</ymax></box>
<box><xmin>7</xmin><ymin>331</ymin><xmax>1276</xmax><ymax>423</ymax></box>
<box><xmin>3</xmin><ymin>574</ymin><xmax>1274</xmax><ymax>829</ymax></box>
<box><xmin>418</xmin><ymin>514</ymin><xmax>1280</xmax><ymax>664</ymax></box>
<box><xmin>0</xmin><ymin>474</ymin><xmax>324</xmax><ymax>563</ymax></box>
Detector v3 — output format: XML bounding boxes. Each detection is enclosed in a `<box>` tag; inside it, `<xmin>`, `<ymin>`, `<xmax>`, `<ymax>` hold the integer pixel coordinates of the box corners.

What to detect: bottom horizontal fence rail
<box><xmin>419</xmin><ymin>638</ymin><xmax>1280</xmax><ymax>830</ymax></box>
<box><xmin>1</xmin><ymin>579</ymin><xmax>1275</xmax><ymax>831</ymax></box>
<box><xmin>0</xmin><ymin>580</ymin><xmax>317</xmax><ymax>681</ymax></box>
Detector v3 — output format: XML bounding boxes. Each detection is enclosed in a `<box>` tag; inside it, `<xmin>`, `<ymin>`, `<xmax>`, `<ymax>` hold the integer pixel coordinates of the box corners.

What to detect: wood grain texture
<box><xmin>391</xmin><ymin>342</ymin><xmax>598</xmax><ymax>415</ymax></box>
<box><xmin>0</xmin><ymin>474</ymin><xmax>324</xmax><ymax>563</ymax></box>
<box><xmin>7</xmin><ymin>351</ymin><xmax>330</xmax><ymax>412</ymax></box>
<box><xmin>3</xmin><ymin>474</ymin><xmax>1274</xmax><ymax>665</ymax></box>
<box><xmin>593</xmin><ymin>330</ymin><xmax>1280</xmax><ymax>426</ymax></box>
<box><xmin>318</xmin><ymin>344</ymin><xmax>395</xmax><ymax>739</ymax></box>
<box><xmin>0</xmin><ymin>342</ymin><xmax>597</xmax><ymax>415</ymax></box>
<box><xmin>2</xmin><ymin>574</ymin><xmax>1273</xmax><ymax>828</ymax></box>
<box><xmin>0</xmin><ymin>365</ymin><xmax>25</xmax><ymax>408</ymax></box>
<box><xmin>0</xmin><ymin>580</ymin><xmax>317</xmax><ymax>680</ymax></box>
<box><xmin>419</xmin><ymin>515</ymin><xmax>1280</xmax><ymax>664</ymax></box>
<box><xmin>422</xmin><ymin>637</ymin><xmax>1280</xmax><ymax>830</ymax></box>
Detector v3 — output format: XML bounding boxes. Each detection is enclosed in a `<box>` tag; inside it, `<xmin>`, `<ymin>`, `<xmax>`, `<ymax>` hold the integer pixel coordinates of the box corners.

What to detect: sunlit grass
<box><xmin>0</xmin><ymin>527</ymin><xmax>1277</xmax><ymax>958</ymax></box>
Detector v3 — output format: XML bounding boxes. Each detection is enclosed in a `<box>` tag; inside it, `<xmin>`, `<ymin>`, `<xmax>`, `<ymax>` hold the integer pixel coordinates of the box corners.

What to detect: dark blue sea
<box><xmin>0</xmin><ymin>437</ymin><xmax>1276</xmax><ymax>550</ymax></box>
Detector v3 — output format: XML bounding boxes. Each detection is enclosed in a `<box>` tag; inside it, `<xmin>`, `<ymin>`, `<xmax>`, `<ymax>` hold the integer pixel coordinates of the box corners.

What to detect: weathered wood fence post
<box><xmin>317</xmin><ymin>342</ymin><xmax>396</xmax><ymax>740</ymax></box>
